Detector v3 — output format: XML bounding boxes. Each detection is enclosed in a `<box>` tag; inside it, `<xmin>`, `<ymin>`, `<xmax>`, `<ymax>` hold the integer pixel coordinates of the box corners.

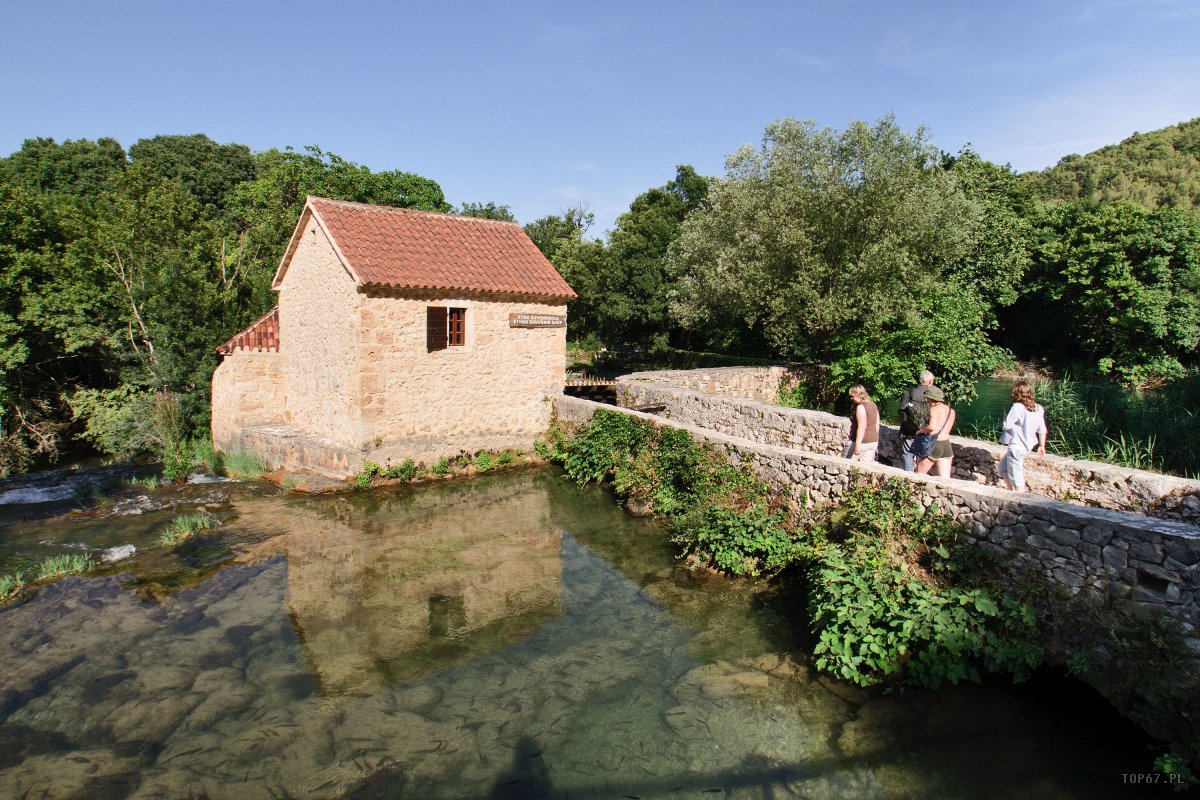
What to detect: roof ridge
<box><xmin>306</xmin><ymin>195</ymin><xmax>523</xmax><ymax>228</ymax></box>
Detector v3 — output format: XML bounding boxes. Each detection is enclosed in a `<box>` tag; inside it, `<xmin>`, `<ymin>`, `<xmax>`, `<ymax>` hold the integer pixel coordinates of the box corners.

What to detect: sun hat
<box><xmin>923</xmin><ymin>386</ymin><xmax>945</xmax><ymax>402</ymax></box>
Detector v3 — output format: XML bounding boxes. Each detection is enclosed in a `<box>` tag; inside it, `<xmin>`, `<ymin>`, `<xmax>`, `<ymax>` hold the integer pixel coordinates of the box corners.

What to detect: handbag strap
<box><xmin>932</xmin><ymin>406</ymin><xmax>952</xmax><ymax>436</ymax></box>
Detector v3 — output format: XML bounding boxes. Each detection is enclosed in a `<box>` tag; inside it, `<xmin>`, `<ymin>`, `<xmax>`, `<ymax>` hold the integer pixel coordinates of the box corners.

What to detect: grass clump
<box><xmin>0</xmin><ymin>571</ymin><xmax>26</xmax><ymax>602</ymax></box>
<box><xmin>160</xmin><ymin>511</ymin><xmax>217</xmax><ymax>545</ymax></box>
<box><xmin>129</xmin><ymin>474</ymin><xmax>160</xmax><ymax>490</ymax></box>
<box><xmin>964</xmin><ymin>373</ymin><xmax>1200</xmax><ymax>478</ymax></box>
<box><xmin>221</xmin><ymin>450</ymin><xmax>272</xmax><ymax>480</ymax></box>
<box><xmin>35</xmin><ymin>553</ymin><xmax>94</xmax><ymax>580</ymax></box>
<box><xmin>431</xmin><ymin>457</ymin><xmax>452</xmax><ymax>476</ymax></box>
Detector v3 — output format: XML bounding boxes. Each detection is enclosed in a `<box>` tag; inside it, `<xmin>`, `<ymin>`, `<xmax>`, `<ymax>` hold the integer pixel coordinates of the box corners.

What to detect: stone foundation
<box><xmin>230</xmin><ymin>424</ymin><xmax>543</xmax><ymax>480</ymax></box>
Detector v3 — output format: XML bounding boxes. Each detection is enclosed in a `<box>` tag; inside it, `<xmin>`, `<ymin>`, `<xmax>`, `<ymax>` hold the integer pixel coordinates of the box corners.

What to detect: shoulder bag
<box><xmin>911</xmin><ymin>409</ymin><xmax>951</xmax><ymax>459</ymax></box>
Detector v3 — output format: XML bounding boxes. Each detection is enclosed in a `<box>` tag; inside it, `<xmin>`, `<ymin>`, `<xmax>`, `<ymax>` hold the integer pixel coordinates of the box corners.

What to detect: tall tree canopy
<box><xmin>1009</xmin><ymin>201</ymin><xmax>1200</xmax><ymax>386</ymax></box>
<box><xmin>668</xmin><ymin>116</ymin><xmax>1012</xmax><ymax>400</ymax></box>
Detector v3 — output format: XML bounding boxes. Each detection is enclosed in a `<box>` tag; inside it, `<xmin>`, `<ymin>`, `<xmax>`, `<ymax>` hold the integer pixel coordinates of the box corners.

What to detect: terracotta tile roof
<box><xmin>273</xmin><ymin>196</ymin><xmax>577</xmax><ymax>299</ymax></box>
<box><xmin>216</xmin><ymin>306</ymin><xmax>280</xmax><ymax>355</ymax></box>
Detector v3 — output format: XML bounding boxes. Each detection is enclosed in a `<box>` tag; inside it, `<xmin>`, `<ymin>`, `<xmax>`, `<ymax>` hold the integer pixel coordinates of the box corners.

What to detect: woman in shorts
<box><xmin>914</xmin><ymin>386</ymin><xmax>955</xmax><ymax>478</ymax></box>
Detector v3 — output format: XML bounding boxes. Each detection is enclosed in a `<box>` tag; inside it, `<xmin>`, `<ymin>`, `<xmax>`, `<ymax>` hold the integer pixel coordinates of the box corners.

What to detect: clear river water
<box><xmin>0</xmin><ymin>468</ymin><xmax>1171</xmax><ymax>798</ymax></box>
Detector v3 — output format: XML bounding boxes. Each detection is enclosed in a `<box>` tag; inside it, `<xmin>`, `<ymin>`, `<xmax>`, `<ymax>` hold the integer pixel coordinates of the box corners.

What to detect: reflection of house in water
<box><xmin>234</xmin><ymin>477</ymin><xmax>562</xmax><ymax>693</ymax></box>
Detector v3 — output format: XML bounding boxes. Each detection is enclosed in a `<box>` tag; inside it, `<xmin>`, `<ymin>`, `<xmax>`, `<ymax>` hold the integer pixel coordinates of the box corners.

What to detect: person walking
<box><xmin>914</xmin><ymin>386</ymin><xmax>955</xmax><ymax>478</ymax></box>
<box><xmin>844</xmin><ymin>385</ymin><xmax>880</xmax><ymax>463</ymax></box>
<box><xmin>999</xmin><ymin>380</ymin><xmax>1047</xmax><ymax>491</ymax></box>
<box><xmin>898</xmin><ymin>370</ymin><xmax>935</xmax><ymax>471</ymax></box>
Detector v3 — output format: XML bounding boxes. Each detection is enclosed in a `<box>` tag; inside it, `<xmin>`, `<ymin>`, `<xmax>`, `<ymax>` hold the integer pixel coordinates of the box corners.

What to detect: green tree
<box><xmin>456</xmin><ymin>201</ymin><xmax>515</xmax><ymax>221</ymax></box>
<box><xmin>1017</xmin><ymin>201</ymin><xmax>1200</xmax><ymax>385</ymax></box>
<box><xmin>128</xmin><ymin>134</ymin><xmax>255</xmax><ymax>209</ymax></box>
<box><xmin>605</xmin><ymin>165</ymin><xmax>710</xmax><ymax>348</ymax></box>
<box><xmin>224</xmin><ymin>145</ymin><xmax>452</xmax><ymax>310</ymax></box>
<box><xmin>668</xmin><ymin>116</ymin><xmax>1004</xmax><ymax>400</ymax></box>
<box><xmin>942</xmin><ymin>149</ymin><xmax>1037</xmax><ymax>315</ymax></box>
<box><xmin>524</xmin><ymin>206</ymin><xmax>611</xmax><ymax>339</ymax></box>
<box><xmin>0</xmin><ymin>137</ymin><xmax>126</xmax><ymax>199</ymax></box>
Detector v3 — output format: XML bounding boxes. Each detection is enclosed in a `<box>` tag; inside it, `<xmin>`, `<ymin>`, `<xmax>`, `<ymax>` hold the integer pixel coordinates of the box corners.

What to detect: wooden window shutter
<box><xmin>426</xmin><ymin>306</ymin><xmax>448</xmax><ymax>351</ymax></box>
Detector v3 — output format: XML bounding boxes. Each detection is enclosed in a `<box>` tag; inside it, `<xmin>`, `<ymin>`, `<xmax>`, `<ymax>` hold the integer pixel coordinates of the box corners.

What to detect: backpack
<box><xmin>898</xmin><ymin>394</ymin><xmax>930</xmax><ymax>436</ymax></box>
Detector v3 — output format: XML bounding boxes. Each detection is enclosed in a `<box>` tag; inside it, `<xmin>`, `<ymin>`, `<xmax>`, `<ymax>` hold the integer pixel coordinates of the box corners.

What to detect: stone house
<box><xmin>211</xmin><ymin>196</ymin><xmax>576</xmax><ymax>477</ymax></box>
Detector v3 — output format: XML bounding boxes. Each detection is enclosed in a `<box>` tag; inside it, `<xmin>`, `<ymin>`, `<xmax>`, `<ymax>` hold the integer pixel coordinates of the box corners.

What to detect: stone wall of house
<box><xmin>616</xmin><ymin>371</ymin><xmax>1200</xmax><ymax>527</ymax></box>
<box><xmin>356</xmin><ymin>289</ymin><xmax>567</xmax><ymax>445</ymax></box>
<box><xmin>276</xmin><ymin>218</ymin><xmax>364</xmax><ymax>448</ymax></box>
<box><xmin>210</xmin><ymin>352</ymin><xmax>285</xmax><ymax>454</ymax></box>
<box><xmin>554</xmin><ymin>395</ymin><xmax>1200</xmax><ymax>651</ymax></box>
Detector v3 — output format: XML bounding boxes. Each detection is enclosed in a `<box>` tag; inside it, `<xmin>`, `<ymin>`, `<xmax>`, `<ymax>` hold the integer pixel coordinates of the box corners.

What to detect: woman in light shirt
<box><xmin>1000</xmin><ymin>380</ymin><xmax>1047</xmax><ymax>491</ymax></box>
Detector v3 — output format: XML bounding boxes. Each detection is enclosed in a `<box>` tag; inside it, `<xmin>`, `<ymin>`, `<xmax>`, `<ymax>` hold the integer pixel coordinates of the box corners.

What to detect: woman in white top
<box><xmin>1000</xmin><ymin>380</ymin><xmax>1047</xmax><ymax>491</ymax></box>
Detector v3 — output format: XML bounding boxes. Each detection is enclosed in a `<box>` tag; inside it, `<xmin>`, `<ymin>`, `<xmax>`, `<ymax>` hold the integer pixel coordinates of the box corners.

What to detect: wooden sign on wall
<box><xmin>509</xmin><ymin>313</ymin><xmax>566</xmax><ymax>328</ymax></box>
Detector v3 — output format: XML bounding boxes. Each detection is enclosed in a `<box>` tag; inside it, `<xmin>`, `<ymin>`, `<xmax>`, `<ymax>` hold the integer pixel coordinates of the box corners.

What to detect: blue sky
<box><xmin>3</xmin><ymin>0</ymin><xmax>1198</xmax><ymax>235</ymax></box>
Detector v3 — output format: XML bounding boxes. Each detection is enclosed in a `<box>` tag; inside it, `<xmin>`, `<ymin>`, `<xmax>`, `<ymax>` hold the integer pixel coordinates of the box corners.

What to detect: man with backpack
<box><xmin>897</xmin><ymin>370</ymin><xmax>935</xmax><ymax>471</ymax></box>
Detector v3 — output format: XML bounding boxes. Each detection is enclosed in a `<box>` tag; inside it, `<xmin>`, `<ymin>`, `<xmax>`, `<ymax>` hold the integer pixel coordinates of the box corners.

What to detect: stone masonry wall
<box><xmin>620</xmin><ymin>365</ymin><xmax>825</xmax><ymax>403</ymax></box>
<box><xmin>617</xmin><ymin>370</ymin><xmax>1200</xmax><ymax>527</ymax></box>
<box><xmin>357</xmin><ymin>289</ymin><xmax>567</xmax><ymax>444</ymax></box>
<box><xmin>210</xmin><ymin>352</ymin><xmax>285</xmax><ymax>453</ymax></box>
<box><xmin>554</xmin><ymin>395</ymin><xmax>1200</xmax><ymax>652</ymax></box>
<box><xmin>277</xmin><ymin>218</ymin><xmax>364</xmax><ymax>448</ymax></box>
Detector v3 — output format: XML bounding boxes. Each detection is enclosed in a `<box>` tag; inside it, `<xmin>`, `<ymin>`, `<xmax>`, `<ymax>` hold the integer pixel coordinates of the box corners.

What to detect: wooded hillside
<box><xmin>1022</xmin><ymin>117</ymin><xmax>1200</xmax><ymax>216</ymax></box>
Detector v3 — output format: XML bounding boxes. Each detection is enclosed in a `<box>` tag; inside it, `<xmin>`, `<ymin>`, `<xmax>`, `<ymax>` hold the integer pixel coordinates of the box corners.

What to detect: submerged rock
<box><xmin>187</xmin><ymin>472</ymin><xmax>230</xmax><ymax>484</ymax></box>
<box><xmin>101</xmin><ymin>544</ymin><xmax>136</xmax><ymax>563</ymax></box>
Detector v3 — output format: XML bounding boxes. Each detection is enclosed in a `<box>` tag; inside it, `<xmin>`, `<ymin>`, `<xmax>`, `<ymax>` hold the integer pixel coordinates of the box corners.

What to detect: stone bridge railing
<box><xmin>615</xmin><ymin>373</ymin><xmax>1200</xmax><ymax>528</ymax></box>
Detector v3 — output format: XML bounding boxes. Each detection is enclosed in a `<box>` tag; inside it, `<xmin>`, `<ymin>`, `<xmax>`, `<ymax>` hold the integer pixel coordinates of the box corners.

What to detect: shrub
<box><xmin>473</xmin><ymin>452</ymin><xmax>497</xmax><ymax>472</ymax></box>
<box><xmin>160</xmin><ymin>512</ymin><xmax>217</xmax><ymax>545</ymax></box>
<box><xmin>354</xmin><ymin>461</ymin><xmax>383</xmax><ymax>490</ymax></box>
<box><xmin>808</xmin><ymin>479</ymin><xmax>1041</xmax><ymax>688</ymax></box>
<box><xmin>431</xmin><ymin>457</ymin><xmax>451</xmax><ymax>476</ymax></box>
<box><xmin>68</xmin><ymin>386</ymin><xmax>158</xmax><ymax>460</ymax></box>
<box><xmin>382</xmin><ymin>459</ymin><xmax>419</xmax><ymax>481</ymax></box>
<box><xmin>1154</xmin><ymin>753</ymin><xmax>1198</xmax><ymax>792</ymax></box>
<box><xmin>557</xmin><ymin>410</ymin><xmax>765</xmax><ymax>517</ymax></box>
<box><xmin>671</xmin><ymin>503</ymin><xmax>804</xmax><ymax>577</ymax></box>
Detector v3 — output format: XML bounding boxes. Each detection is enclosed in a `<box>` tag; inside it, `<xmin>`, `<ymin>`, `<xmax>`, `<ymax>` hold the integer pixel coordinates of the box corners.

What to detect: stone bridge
<box><xmin>552</xmin><ymin>366</ymin><xmax>1200</xmax><ymax>654</ymax></box>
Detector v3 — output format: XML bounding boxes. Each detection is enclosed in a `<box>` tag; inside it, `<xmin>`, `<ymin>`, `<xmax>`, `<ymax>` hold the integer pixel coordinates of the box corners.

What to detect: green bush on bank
<box><xmin>810</xmin><ymin>480</ymin><xmax>1042</xmax><ymax>688</ymax></box>
<box><xmin>544</xmin><ymin>412</ymin><xmax>1043</xmax><ymax>688</ymax></box>
<box><xmin>351</xmin><ymin>450</ymin><xmax>528</xmax><ymax>489</ymax></box>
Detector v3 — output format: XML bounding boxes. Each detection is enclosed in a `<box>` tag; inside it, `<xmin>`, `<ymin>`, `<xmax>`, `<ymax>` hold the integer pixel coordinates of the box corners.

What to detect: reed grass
<box><xmin>0</xmin><ymin>571</ymin><xmax>25</xmax><ymax>601</ymax></box>
<box><xmin>221</xmin><ymin>450</ymin><xmax>272</xmax><ymax>480</ymax></box>
<box><xmin>160</xmin><ymin>512</ymin><xmax>217</xmax><ymax>545</ymax></box>
<box><xmin>967</xmin><ymin>373</ymin><xmax>1200</xmax><ymax>478</ymax></box>
<box><xmin>35</xmin><ymin>554</ymin><xmax>93</xmax><ymax>580</ymax></box>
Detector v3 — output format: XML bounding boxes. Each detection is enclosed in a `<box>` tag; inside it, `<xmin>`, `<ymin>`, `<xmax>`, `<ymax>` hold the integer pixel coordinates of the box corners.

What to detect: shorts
<box><xmin>930</xmin><ymin>440</ymin><xmax>953</xmax><ymax>459</ymax></box>
<box><xmin>844</xmin><ymin>440</ymin><xmax>878</xmax><ymax>463</ymax></box>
